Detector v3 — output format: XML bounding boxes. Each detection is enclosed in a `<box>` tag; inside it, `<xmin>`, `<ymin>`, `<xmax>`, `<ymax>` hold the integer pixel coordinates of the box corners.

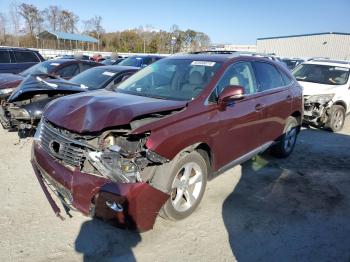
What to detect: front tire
<box><xmin>161</xmin><ymin>151</ymin><xmax>208</xmax><ymax>221</ymax></box>
<box><xmin>325</xmin><ymin>105</ymin><xmax>345</xmax><ymax>132</ymax></box>
<box><xmin>271</xmin><ymin>116</ymin><xmax>299</xmax><ymax>158</ymax></box>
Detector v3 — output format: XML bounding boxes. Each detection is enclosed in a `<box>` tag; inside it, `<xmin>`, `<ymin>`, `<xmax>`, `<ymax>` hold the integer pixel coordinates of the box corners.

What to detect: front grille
<box><xmin>40</xmin><ymin>121</ymin><xmax>86</xmax><ymax>167</ymax></box>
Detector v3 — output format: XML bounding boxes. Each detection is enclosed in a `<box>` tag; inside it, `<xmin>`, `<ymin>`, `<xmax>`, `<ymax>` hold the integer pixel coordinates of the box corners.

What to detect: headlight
<box><xmin>8</xmin><ymin>107</ymin><xmax>30</xmax><ymax>119</ymax></box>
<box><xmin>305</xmin><ymin>94</ymin><xmax>334</xmax><ymax>104</ymax></box>
<box><xmin>0</xmin><ymin>88</ymin><xmax>15</xmax><ymax>95</ymax></box>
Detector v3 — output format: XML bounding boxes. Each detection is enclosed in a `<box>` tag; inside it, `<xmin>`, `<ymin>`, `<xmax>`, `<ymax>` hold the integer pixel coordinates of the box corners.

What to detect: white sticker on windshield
<box><xmin>191</xmin><ymin>61</ymin><xmax>216</xmax><ymax>67</ymax></box>
<box><xmin>334</xmin><ymin>67</ymin><xmax>349</xmax><ymax>72</ymax></box>
<box><xmin>102</xmin><ymin>71</ymin><xmax>116</xmax><ymax>76</ymax></box>
<box><xmin>50</xmin><ymin>63</ymin><xmax>60</xmax><ymax>66</ymax></box>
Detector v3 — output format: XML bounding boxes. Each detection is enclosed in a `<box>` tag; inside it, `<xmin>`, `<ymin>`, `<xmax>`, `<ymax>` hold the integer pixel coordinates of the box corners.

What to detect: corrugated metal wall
<box><xmin>257</xmin><ymin>34</ymin><xmax>350</xmax><ymax>59</ymax></box>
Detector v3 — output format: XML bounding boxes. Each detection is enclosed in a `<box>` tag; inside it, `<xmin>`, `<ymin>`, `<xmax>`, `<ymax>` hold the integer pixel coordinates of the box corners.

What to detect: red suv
<box><xmin>31</xmin><ymin>52</ymin><xmax>303</xmax><ymax>231</ymax></box>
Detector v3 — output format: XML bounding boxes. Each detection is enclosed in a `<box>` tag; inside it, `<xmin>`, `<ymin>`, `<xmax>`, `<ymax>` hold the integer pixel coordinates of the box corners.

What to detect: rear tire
<box><xmin>271</xmin><ymin>116</ymin><xmax>299</xmax><ymax>158</ymax></box>
<box><xmin>161</xmin><ymin>151</ymin><xmax>208</xmax><ymax>221</ymax></box>
<box><xmin>325</xmin><ymin>105</ymin><xmax>345</xmax><ymax>132</ymax></box>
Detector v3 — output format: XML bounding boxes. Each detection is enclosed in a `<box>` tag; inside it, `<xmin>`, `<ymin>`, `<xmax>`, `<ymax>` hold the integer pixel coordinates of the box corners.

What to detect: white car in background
<box><xmin>293</xmin><ymin>59</ymin><xmax>350</xmax><ymax>132</ymax></box>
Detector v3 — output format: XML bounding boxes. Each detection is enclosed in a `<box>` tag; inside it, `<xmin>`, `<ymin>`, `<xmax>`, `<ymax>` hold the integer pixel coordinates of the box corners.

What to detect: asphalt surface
<box><xmin>1</xmin><ymin>117</ymin><xmax>350</xmax><ymax>262</ymax></box>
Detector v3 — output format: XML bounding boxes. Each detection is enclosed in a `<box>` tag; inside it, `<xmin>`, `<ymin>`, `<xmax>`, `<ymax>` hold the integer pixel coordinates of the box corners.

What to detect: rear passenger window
<box><xmin>142</xmin><ymin>57</ymin><xmax>153</xmax><ymax>66</ymax></box>
<box><xmin>279</xmin><ymin>70</ymin><xmax>293</xmax><ymax>86</ymax></box>
<box><xmin>253</xmin><ymin>62</ymin><xmax>285</xmax><ymax>91</ymax></box>
<box><xmin>80</xmin><ymin>63</ymin><xmax>95</xmax><ymax>72</ymax></box>
<box><xmin>0</xmin><ymin>50</ymin><xmax>11</xmax><ymax>63</ymax></box>
<box><xmin>14</xmin><ymin>51</ymin><xmax>40</xmax><ymax>63</ymax></box>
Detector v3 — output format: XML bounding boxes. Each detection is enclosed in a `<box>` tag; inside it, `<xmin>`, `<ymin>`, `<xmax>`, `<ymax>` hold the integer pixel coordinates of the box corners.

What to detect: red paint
<box><xmin>32</xmin><ymin>141</ymin><xmax>169</xmax><ymax>231</ymax></box>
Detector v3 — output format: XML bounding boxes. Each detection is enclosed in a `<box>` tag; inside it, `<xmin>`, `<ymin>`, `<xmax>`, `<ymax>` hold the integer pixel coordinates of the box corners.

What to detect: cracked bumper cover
<box><xmin>31</xmin><ymin>140</ymin><xmax>169</xmax><ymax>231</ymax></box>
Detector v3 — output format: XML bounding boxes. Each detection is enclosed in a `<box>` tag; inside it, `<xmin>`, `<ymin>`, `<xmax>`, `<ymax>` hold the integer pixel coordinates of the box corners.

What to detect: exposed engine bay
<box><xmin>303</xmin><ymin>95</ymin><xmax>333</xmax><ymax>126</ymax></box>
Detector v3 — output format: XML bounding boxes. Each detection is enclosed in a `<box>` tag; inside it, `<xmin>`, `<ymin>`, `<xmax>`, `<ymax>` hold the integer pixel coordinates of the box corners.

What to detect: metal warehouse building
<box><xmin>257</xmin><ymin>32</ymin><xmax>350</xmax><ymax>60</ymax></box>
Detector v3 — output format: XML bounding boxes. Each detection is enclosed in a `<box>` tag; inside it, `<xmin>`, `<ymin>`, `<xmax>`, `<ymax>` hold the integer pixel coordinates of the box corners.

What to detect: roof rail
<box><xmin>188</xmin><ymin>50</ymin><xmax>238</xmax><ymax>55</ymax></box>
<box><xmin>308</xmin><ymin>58</ymin><xmax>350</xmax><ymax>65</ymax></box>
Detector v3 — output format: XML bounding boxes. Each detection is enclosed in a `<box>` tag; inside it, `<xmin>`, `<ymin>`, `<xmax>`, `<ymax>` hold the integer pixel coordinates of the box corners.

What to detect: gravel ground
<box><xmin>1</xmin><ymin>118</ymin><xmax>350</xmax><ymax>262</ymax></box>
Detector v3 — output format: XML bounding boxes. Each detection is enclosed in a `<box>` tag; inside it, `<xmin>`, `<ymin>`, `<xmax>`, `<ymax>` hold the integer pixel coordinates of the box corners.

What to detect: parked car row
<box><xmin>1</xmin><ymin>47</ymin><xmax>348</xmax><ymax>232</ymax></box>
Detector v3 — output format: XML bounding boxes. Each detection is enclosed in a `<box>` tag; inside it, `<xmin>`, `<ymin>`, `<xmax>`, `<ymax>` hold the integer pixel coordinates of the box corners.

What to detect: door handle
<box><xmin>255</xmin><ymin>103</ymin><xmax>264</xmax><ymax>111</ymax></box>
<box><xmin>286</xmin><ymin>95</ymin><xmax>292</xmax><ymax>100</ymax></box>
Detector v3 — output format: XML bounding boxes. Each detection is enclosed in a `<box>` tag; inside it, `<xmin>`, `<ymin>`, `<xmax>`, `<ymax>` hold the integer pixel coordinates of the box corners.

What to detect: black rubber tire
<box><xmin>161</xmin><ymin>151</ymin><xmax>208</xmax><ymax>221</ymax></box>
<box><xmin>271</xmin><ymin>116</ymin><xmax>299</xmax><ymax>158</ymax></box>
<box><xmin>325</xmin><ymin>105</ymin><xmax>345</xmax><ymax>132</ymax></box>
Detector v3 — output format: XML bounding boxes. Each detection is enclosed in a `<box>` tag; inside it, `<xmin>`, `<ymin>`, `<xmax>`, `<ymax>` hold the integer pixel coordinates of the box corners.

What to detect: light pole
<box><xmin>171</xmin><ymin>36</ymin><xmax>176</xmax><ymax>54</ymax></box>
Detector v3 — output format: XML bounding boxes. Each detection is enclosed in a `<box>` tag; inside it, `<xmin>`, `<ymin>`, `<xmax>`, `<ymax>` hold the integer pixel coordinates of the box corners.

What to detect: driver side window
<box><xmin>216</xmin><ymin>62</ymin><xmax>257</xmax><ymax>96</ymax></box>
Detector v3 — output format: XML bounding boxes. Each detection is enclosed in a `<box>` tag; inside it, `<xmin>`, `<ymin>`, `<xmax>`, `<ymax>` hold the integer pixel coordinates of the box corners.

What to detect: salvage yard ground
<box><xmin>1</xmin><ymin>118</ymin><xmax>350</xmax><ymax>262</ymax></box>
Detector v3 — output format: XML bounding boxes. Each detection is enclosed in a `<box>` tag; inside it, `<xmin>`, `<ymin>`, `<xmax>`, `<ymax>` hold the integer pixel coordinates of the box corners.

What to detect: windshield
<box><xmin>293</xmin><ymin>64</ymin><xmax>350</xmax><ymax>85</ymax></box>
<box><xmin>20</xmin><ymin>60</ymin><xmax>61</xmax><ymax>76</ymax></box>
<box><xmin>118</xmin><ymin>57</ymin><xmax>143</xmax><ymax>67</ymax></box>
<box><xmin>70</xmin><ymin>67</ymin><xmax>117</xmax><ymax>90</ymax></box>
<box><xmin>115</xmin><ymin>58</ymin><xmax>222</xmax><ymax>101</ymax></box>
<box><xmin>102</xmin><ymin>58</ymin><xmax>124</xmax><ymax>65</ymax></box>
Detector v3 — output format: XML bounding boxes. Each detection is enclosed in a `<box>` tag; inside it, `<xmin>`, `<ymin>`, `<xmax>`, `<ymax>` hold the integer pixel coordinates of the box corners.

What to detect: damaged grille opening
<box><xmin>39</xmin><ymin>119</ymin><xmax>169</xmax><ymax>184</ymax></box>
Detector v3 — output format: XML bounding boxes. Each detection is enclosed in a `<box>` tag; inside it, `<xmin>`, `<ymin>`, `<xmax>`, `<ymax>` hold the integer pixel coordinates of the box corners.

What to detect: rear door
<box><xmin>0</xmin><ymin>50</ymin><xmax>13</xmax><ymax>73</ymax></box>
<box><xmin>211</xmin><ymin>61</ymin><xmax>264</xmax><ymax>167</ymax></box>
<box><xmin>13</xmin><ymin>50</ymin><xmax>41</xmax><ymax>73</ymax></box>
<box><xmin>252</xmin><ymin>61</ymin><xmax>292</xmax><ymax>143</ymax></box>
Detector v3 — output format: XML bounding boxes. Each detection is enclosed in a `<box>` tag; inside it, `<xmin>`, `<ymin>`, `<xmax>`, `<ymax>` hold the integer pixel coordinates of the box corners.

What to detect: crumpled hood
<box><xmin>8</xmin><ymin>75</ymin><xmax>85</xmax><ymax>102</ymax></box>
<box><xmin>0</xmin><ymin>73</ymin><xmax>24</xmax><ymax>89</ymax></box>
<box><xmin>44</xmin><ymin>90</ymin><xmax>187</xmax><ymax>133</ymax></box>
<box><xmin>298</xmin><ymin>81</ymin><xmax>342</xmax><ymax>96</ymax></box>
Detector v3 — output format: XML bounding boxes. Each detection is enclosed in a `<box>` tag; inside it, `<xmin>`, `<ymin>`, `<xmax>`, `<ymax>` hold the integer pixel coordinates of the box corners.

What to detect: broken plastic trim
<box><xmin>146</xmin><ymin>149</ymin><xmax>169</xmax><ymax>163</ymax></box>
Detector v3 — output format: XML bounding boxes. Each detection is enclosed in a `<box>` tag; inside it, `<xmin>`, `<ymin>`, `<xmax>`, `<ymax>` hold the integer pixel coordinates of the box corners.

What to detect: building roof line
<box><xmin>257</xmin><ymin>32</ymin><xmax>350</xmax><ymax>41</ymax></box>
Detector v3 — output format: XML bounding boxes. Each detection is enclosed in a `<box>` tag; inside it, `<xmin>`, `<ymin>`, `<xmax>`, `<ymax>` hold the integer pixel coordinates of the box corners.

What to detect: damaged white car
<box><xmin>293</xmin><ymin>59</ymin><xmax>350</xmax><ymax>132</ymax></box>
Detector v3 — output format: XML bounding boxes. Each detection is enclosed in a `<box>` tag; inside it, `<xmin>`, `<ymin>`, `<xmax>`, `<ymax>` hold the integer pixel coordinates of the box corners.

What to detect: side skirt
<box><xmin>212</xmin><ymin>141</ymin><xmax>274</xmax><ymax>177</ymax></box>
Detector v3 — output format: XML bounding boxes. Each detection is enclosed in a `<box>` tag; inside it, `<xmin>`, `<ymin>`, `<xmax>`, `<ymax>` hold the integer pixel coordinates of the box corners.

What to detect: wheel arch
<box><xmin>333</xmin><ymin>100</ymin><xmax>347</xmax><ymax>113</ymax></box>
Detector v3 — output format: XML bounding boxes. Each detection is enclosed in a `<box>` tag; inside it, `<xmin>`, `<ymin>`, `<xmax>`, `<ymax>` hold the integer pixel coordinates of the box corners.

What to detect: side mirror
<box><xmin>218</xmin><ymin>85</ymin><xmax>245</xmax><ymax>110</ymax></box>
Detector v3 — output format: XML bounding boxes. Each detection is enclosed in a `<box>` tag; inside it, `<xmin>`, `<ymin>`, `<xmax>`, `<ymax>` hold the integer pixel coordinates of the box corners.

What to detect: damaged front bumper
<box><xmin>303</xmin><ymin>95</ymin><xmax>334</xmax><ymax>126</ymax></box>
<box><xmin>31</xmin><ymin>140</ymin><xmax>169</xmax><ymax>231</ymax></box>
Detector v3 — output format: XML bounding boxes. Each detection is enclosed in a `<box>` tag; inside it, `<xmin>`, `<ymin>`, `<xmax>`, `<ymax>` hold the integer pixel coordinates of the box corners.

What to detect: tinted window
<box><xmin>80</xmin><ymin>63</ymin><xmax>95</xmax><ymax>72</ymax></box>
<box><xmin>142</xmin><ymin>57</ymin><xmax>153</xmax><ymax>66</ymax></box>
<box><xmin>14</xmin><ymin>51</ymin><xmax>40</xmax><ymax>63</ymax></box>
<box><xmin>253</xmin><ymin>62</ymin><xmax>285</xmax><ymax>91</ymax></box>
<box><xmin>118</xmin><ymin>57</ymin><xmax>143</xmax><ymax>67</ymax></box>
<box><xmin>216</xmin><ymin>62</ymin><xmax>257</xmax><ymax>95</ymax></box>
<box><xmin>56</xmin><ymin>64</ymin><xmax>79</xmax><ymax>78</ymax></box>
<box><xmin>279</xmin><ymin>69</ymin><xmax>293</xmax><ymax>86</ymax></box>
<box><xmin>0</xmin><ymin>50</ymin><xmax>11</xmax><ymax>63</ymax></box>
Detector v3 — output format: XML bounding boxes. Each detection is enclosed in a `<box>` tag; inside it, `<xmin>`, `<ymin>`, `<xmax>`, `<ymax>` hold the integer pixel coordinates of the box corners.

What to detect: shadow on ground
<box><xmin>223</xmin><ymin>128</ymin><xmax>350</xmax><ymax>262</ymax></box>
<box><xmin>75</xmin><ymin>219</ymin><xmax>141</xmax><ymax>262</ymax></box>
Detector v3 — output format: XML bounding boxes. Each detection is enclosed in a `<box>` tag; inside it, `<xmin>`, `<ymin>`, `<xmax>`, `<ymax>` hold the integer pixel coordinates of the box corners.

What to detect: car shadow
<box><xmin>75</xmin><ymin>218</ymin><xmax>141</xmax><ymax>262</ymax></box>
<box><xmin>222</xmin><ymin>128</ymin><xmax>350</xmax><ymax>262</ymax></box>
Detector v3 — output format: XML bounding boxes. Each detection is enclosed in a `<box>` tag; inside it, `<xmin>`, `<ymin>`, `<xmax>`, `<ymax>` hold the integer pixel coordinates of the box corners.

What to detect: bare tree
<box><xmin>44</xmin><ymin>5</ymin><xmax>60</xmax><ymax>31</ymax></box>
<box><xmin>83</xmin><ymin>16</ymin><xmax>104</xmax><ymax>50</ymax></box>
<box><xmin>59</xmin><ymin>9</ymin><xmax>79</xmax><ymax>33</ymax></box>
<box><xmin>18</xmin><ymin>3</ymin><xmax>41</xmax><ymax>39</ymax></box>
<box><xmin>0</xmin><ymin>12</ymin><xmax>7</xmax><ymax>44</ymax></box>
<box><xmin>9</xmin><ymin>1</ymin><xmax>21</xmax><ymax>46</ymax></box>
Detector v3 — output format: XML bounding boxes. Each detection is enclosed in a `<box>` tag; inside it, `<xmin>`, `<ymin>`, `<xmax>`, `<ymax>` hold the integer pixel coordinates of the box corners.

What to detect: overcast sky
<box><xmin>1</xmin><ymin>0</ymin><xmax>349</xmax><ymax>44</ymax></box>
